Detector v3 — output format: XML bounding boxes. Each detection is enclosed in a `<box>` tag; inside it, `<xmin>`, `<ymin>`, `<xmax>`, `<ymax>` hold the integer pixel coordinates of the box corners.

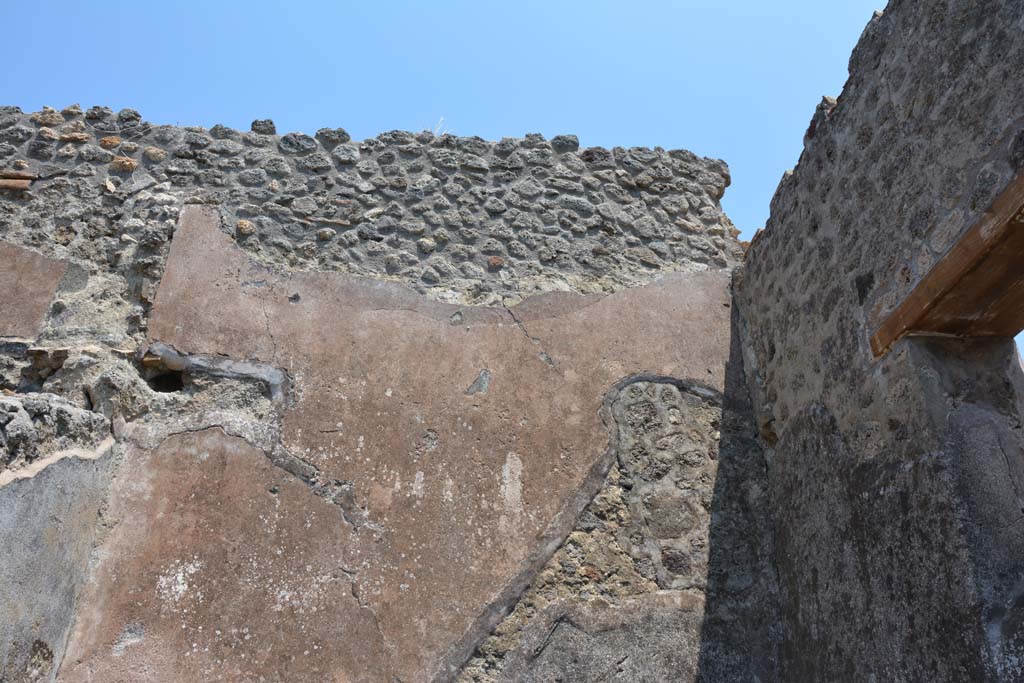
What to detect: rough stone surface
<box><xmin>769</xmin><ymin>400</ymin><xmax>990</xmax><ymax>680</ymax></box>
<box><xmin>481</xmin><ymin>591</ymin><xmax>707</xmax><ymax>682</ymax></box>
<box><xmin>735</xmin><ymin>0</ymin><xmax>1024</xmax><ymax>679</ymax></box>
<box><xmin>0</xmin><ymin>393</ymin><xmax>109</xmax><ymax>472</ymax></box>
<box><xmin>461</xmin><ymin>369</ymin><xmax>778</xmax><ymax>682</ymax></box>
<box><xmin>0</xmin><ymin>105</ymin><xmax>740</xmax><ymax>313</ymax></box>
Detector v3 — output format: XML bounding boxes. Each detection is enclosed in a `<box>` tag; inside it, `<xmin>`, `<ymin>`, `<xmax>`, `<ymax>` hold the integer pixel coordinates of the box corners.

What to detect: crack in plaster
<box><xmin>500</xmin><ymin>302</ymin><xmax>557</xmax><ymax>368</ymax></box>
<box><xmin>339</xmin><ymin>565</ymin><xmax>396</xmax><ymax>680</ymax></box>
<box><xmin>259</xmin><ymin>295</ymin><xmax>279</xmax><ymax>363</ymax></box>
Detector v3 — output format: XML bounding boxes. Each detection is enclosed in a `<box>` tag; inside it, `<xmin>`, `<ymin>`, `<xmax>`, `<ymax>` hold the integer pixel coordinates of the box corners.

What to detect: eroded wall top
<box><xmin>0</xmin><ymin>104</ymin><xmax>740</xmax><ymax>308</ymax></box>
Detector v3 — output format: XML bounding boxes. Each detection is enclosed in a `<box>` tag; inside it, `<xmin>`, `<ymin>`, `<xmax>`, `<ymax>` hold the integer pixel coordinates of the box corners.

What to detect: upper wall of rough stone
<box><xmin>735</xmin><ymin>1</ymin><xmax>1024</xmax><ymax>679</ymax></box>
<box><xmin>0</xmin><ymin>104</ymin><xmax>741</xmax><ymax>309</ymax></box>
<box><xmin>738</xmin><ymin>0</ymin><xmax>1024</xmax><ymax>435</ymax></box>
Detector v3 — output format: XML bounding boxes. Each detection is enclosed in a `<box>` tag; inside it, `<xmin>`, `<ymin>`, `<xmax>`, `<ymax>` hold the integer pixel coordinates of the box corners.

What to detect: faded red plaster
<box><xmin>67</xmin><ymin>206</ymin><xmax>733</xmax><ymax>682</ymax></box>
<box><xmin>0</xmin><ymin>241</ymin><xmax>67</xmax><ymax>341</ymax></box>
<box><xmin>59</xmin><ymin>428</ymin><xmax>393</xmax><ymax>683</ymax></box>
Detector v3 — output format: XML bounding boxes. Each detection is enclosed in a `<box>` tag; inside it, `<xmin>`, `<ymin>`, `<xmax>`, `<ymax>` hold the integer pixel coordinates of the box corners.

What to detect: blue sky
<box><xmin>1</xmin><ymin>0</ymin><xmax>884</xmax><ymax>239</ymax></box>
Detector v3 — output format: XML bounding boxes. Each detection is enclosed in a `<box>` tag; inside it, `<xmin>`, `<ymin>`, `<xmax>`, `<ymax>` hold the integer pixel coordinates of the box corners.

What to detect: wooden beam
<box><xmin>0</xmin><ymin>170</ymin><xmax>37</xmax><ymax>181</ymax></box>
<box><xmin>0</xmin><ymin>179</ymin><xmax>31</xmax><ymax>191</ymax></box>
<box><xmin>871</xmin><ymin>173</ymin><xmax>1024</xmax><ymax>357</ymax></box>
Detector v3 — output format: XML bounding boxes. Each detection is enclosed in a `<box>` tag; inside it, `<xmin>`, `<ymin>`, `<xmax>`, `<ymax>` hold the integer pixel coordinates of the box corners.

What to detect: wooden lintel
<box><xmin>871</xmin><ymin>173</ymin><xmax>1024</xmax><ymax>357</ymax></box>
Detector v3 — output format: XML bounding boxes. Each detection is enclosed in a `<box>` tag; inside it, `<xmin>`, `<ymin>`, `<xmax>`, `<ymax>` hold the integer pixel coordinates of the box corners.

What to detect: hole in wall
<box><xmin>136</xmin><ymin>346</ymin><xmax>189</xmax><ymax>394</ymax></box>
<box><xmin>146</xmin><ymin>370</ymin><xmax>185</xmax><ymax>393</ymax></box>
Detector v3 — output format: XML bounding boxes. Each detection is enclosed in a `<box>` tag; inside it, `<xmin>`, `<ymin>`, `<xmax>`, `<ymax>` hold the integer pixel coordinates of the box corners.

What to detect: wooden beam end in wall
<box><xmin>871</xmin><ymin>173</ymin><xmax>1024</xmax><ymax>358</ymax></box>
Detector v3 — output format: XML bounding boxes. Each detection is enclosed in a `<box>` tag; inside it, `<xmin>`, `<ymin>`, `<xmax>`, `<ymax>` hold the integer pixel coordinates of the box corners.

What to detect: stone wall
<box><xmin>735</xmin><ymin>0</ymin><xmax>1024</xmax><ymax>679</ymax></box>
<box><xmin>0</xmin><ymin>104</ymin><xmax>764</xmax><ymax>680</ymax></box>
<box><xmin>0</xmin><ymin>103</ymin><xmax>739</xmax><ymax>315</ymax></box>
<box><xmin>5</xmin><ymin>0</ymin><xmax>1023</xmax><ymax>680</ymax></box>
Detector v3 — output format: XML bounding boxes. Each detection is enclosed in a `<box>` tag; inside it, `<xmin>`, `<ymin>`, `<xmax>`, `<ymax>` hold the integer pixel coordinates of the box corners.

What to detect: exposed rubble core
<box><xmin>0</xmin><ymin>103</ymin><xmax>739</xmax><ymax>310</ymax></box>
<box><xmin>461</xmin><ymin>375</ymin><xmax>778</xmax><ymax>682</ymax></box>
<box><xmin>0</xmin><ymin>393</ymin><xmax>108</xmax><ymax>472</ymax></box>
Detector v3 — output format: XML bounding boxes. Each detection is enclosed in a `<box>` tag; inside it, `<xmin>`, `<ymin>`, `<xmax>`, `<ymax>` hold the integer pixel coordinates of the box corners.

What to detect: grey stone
<box><xmin>0</xmin><ymin>125</ymin><xmax>32</xmax><ymax>144</ymax></box>
<box><xmin>580</xmin><ymin>147</ymin><xmax>615</xmax><ymax>168</ymax></box>
<box><xmin>78</xmin><ymin>145</ymin><xmax>113</xmax><ymax>163</ymax></box>
<box><xmin>290</xmin><ymin>196</ymin><xmax>318</xmax><ymax>215</ymax></box>
<box><xmin>551</xmin><ymin>134</ymin><xmax>580</xmax><ymax>152</ymax></box>
<box><xmin>297</xmin><ymin>151</ymin><xmax>331</xmax><ymax>172</ymax></box>
<box><xmin>461</xmin><ymin>154</ymin><xmax>489</xmax><ymax>172</ymax></box>
<box><xmin>559</xmin><ymin>195</ymin><xmax>595</xmax><ymax>216</ymax></box>
<box><xmin>209</xmin><ymin>139</ymin><xmax>244</xmax><ymax>156</ymax></box>
<box><xmin>512</xmin><ymin>177</ymin><xmax>544</xmax><ymax>198</ymax></box>
<box><xmin>483</xmin><ymin>197</ymin><xmax>508</xmax><ymax>214</ymax></box>
<box><xmin>251</xmin><ymin>119</ymin><xmax>276</xmax><ymax>134</ymax></box>
<box><xmin>522</xmin><ymin>133</ymin><xmax>548</xmax><ymax>148</ymax></box>
<box><xmin>263</xmin><ymin>156</ymin><xmax>291</xmax><ymax>176</ymax></box>
<box><xmin>183</xmin><ymin>131</ymin><xmax>211</xmax><ymax>148</ymax></box>
<box><xmin>117</xmin><ymin>109</ymin><xmax>142</xmax><ymax>126</ymax></box>
<box><xmin>85</xmin><ymin>106</ymin><xmax>113</xmax><ymax>121</ymax></box>
<box><xmin>355</xmin><ymin>158</ymin><xmax>379</xmax><ymax>176</ymax></box>
<box><xmin>209</xmin><ymin>124</ymin><xmax>241</xmax><ymax>140</ymax></box>
<box><xmin>279</xmin><ymin>132</ymin><xmax>318</xmax><ymax>155</ymax></box>
<box><xmin>331</xmin><ymin>143</ymin><xmax>359</xmax><ymax>165</ymax></box>
<box><xmin>316</xmin><ymin>127</ymin><xmax>351</xmax><ymax>147</ymax></box>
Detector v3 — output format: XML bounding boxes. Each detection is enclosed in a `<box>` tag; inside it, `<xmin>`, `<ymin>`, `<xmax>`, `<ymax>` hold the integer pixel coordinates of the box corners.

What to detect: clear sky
<box><xmin>1</xmin><ymin>0</ymin><xmax>885</xmax><ymax>239</ymax></box>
